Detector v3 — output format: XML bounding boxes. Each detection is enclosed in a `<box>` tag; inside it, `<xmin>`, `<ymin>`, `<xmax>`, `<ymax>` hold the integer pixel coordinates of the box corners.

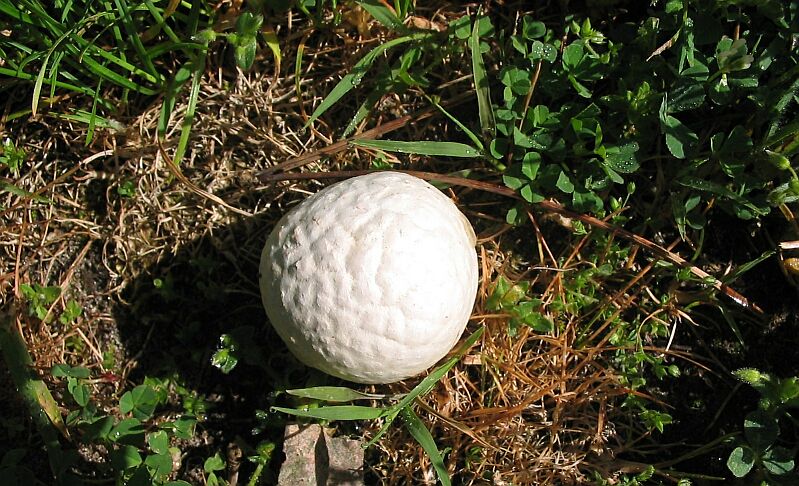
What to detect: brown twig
<box><xmin>518</xmin><ymin>61</ymin><xmax>543</xmax><ymax>131</ymax></box>
<box><xmin>258</xmin><ymin>169</ymin><xmax>762</xmax><ymax>313</ymax></box>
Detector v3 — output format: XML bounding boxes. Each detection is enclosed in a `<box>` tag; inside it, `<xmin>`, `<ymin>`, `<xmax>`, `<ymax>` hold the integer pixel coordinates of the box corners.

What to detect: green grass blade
<box><xmin>31</xmin><ymin>49</ymin><xmax>50</xmax><ymax>115</ymax></box>
<box><xmin>285</xmin><ymin>386</ymin><xmax>387</xmax><ymax>402</ymax></box>
<box><xmin>393</xmin><ymin>327</ymin><xmax>483</xmax><ymax>414</ymax></box>
<box><xmin>77</xmin><ymin>52</ymin><xmax>158</xmax><ymax>93</ymax></box>
<box><xmin>365</xmin><ymin>327</ymin><xmax>484</xmax><ymax>447</ymax></box>
<box><xmin>295</xmin><ymin>36</ymin><xmax>305</xmax><ymax>105</ymax></box>
<box><xmin>271</xmin><ymin>405</ymin><xmax>387</xmax><ymax>421</ymax></box>
<box><xmin>85</xmin><ymin>78</ymin><xmax>104</xmax><ymax>144</ymax></box>
<box><xmin>766</xmin><ymin>120</ymin><xmax>799</xmax><ymax>149</ymax></box>
<box><xmin>59</xmin><ymin>0</ymin><xmax>74</xmax><ymax>22</ymax></box>
<box><xmin>0</xmin><ymin>66</ymin><xmax>97</xmax><ymax>99</ymax></box>
<box><xmin>426</xmin><ymin>96</ymin><xmax>483</xmax><ymax>151</ymax></box>
<box><xmin>305</xmin><ymin>32</ymin><xmax>433</xmax><ymax>128</ymax></box>
<box><xmin>186</xmin><ymin>0</ymin><xmax>203</xmax><ymax>35</ymax></box>
<box><xmin>469</xmin><ymin>14</ymin><xmax>494</xmax><ymax>140</ymax></box>
<box><xmin>401</xmin><ymin>407</ymin><xmax>451</xmax><ymax>486</ymax></box>
<box><xmin>0</xmin><ymin>315</ymin><xmax>67</xmax><ymax>477</ymax></box>
<box><xmin>172</xmin><ymin>51</ymin><xmax>207</xmax><ymax>166</ymax></box>
<box><xmin>351</xmin><ymin>139</ymin><xmax>481</xmax><ymax>157</ymax></box>
<box><xmin>111</xmin><ymin>0</ymin><xmax>159</xmax><ymax>78</ymax></box>
<box><xmin>47</xmin><ymin>52</ymin><xmax>65</xmax><ymax>101</ymax></box>
<box><xmin>159</xmin><ymin>63</ymin><xmax>192</xmax><ymax>136</ymax></box>
<box><xmin>0</xmin><ymin>0</ymin><xmax>35</xmax><ymax>25</ymax></box>
<box><xmin>17</xmin><ymin>7</ymin><xmax>161</xmax><ymax>96</ymax></box>
<box><xmin>678</xmin><ymin>177</ymin><xmax>770</xmax><ymax>217</ymax></box>
<box><xmin>342</xmin><ymin>86</ymin><xmax>384</xmax><ymax>138</ymax></box>
<box><xmin>356</xmin><ymin>0</ymin><xmax>407</xmax><ymax>32</ymax></box>
<box><xmin>722</xmin><ymin>249</ymin><xmax>777</xmax><ymax>285</ymax></box>
<box><xmin>50</xmin><ymin>110</ymin><xmax>126</xmax><ymax>131</ymax></box>
<box><xmin>143</xmin><ymin>0</ymin><xmax>182</xmax><ymax>45</ymax></box>
<box><xmin>716</xmin><ymin>305</ymin><xmax>745</xmax><ymax>346</ymax></box>
<box><xmin>145</xmin><ymin>41</ymin><xmax>205</xmax><ymax>59</ymax></box>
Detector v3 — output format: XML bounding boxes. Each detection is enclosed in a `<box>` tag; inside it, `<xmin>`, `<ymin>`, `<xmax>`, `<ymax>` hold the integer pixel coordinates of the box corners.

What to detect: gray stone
<box><xmin>278</xmin><ymin>424</ymin><xmax>364</xmax><ymax>486</ymax></box>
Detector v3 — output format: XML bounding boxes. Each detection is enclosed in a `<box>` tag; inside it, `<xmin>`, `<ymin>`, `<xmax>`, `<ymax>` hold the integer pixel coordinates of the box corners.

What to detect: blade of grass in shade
<box><xmin>766</xmin><ymin>77</ymin><xmax>799</xmax><ymax>142</ymax></box>
<box><xmin>342</xmin><ymin>87</ymin><xmax>386</xmax><ymax>138</ymax></box>
<box><xmin>32</xmin><ymin>35</ymin><xmax>61</xmax><ymax>115</ymax></box>
<box><xmin>722</xmin><ymin>249</ymin><xmax>776</xmax><ymax>284</ymax></box>
<box><xmin>0</xmin><ymin>67</ymin><xmax>97</xmax><ymax>99</ymax></box>
<box><xmin>59</xmin><ymin>0</ymin><xmax>74</xmax><ymax>22</ymax></box>
<box><xmin>426</xmin><ymin>96</ymin><xmax>483</xmax><ymax>151</ymax></box>
<box><xmin>51</xmin><ymin>110</ymin><xmax>125</xmax><ymax>131</ymax></box>
<box><xmin>3</xmin><ymin>41</ymin><xmax>33</xmax><ymax>62</ymax></box>
<box><xmin>305</xmin><ymin>32</ymin><xmax>433</xmax><ymax>128</ymax></box>
<box><xmin>185</xmin><ymin>0</ymin><xmax>203</xmax><ymax>36</ymax></box>
<box><xmin>716</xmin><ymin>304</ymin><xmax>745</xmax><ymax>346</ymax></box>
<box><xmin>144</xmin><ymin>41</ymin><xmax>205</xmax><ymax>59</ymax></box>
<box><xmin>0</xmin><ymin>315</ymin><xmax>68</xmax><ymax>476</ymax></box>
<box><xmin>19</xmin><ymin>0</ymin><xmax>63</xmax><ymax>32</ymax></box>
<box><xmin>143</xmin><ymin>0</ymin><xmax>182</xmax><ymax>45</ymax></box>
<box><xmin>469</xmin><ymin>14</ymin><xmax>494</xmax><ymax>140</ymax></box>
<box><xmin>352</xmin><ymin>139</ymin><xmax>481</xmax><ymax>157</ymax></box>
<box><xmin>172</xmin><ymin>51</ymin><xmax>207</xmax><ymax>166</ymax></box>
<box><xmin>401</xmin><ymin>407</ymin><xmax>452</xmax><ymax>486</ymax></box>
<box><xmin>678</xmin><ymin>177</ymin><xmax>770</xmax><ymax>217</ymax></box>
<box><xmin>85</xmin><ymin>79</ymin><xmax>104</xmax><ymax>145</ymax></box>
<box><xmin>294</xmin><ymin>36</ymin><xmax>306</xmax><ymax>104</ymax></box>
<box><xmin>285</xmin><ymin>386</ymin><xmax>388</xmax><ymax>402</ymax></box>
<box><xmin>47</xmin><ymin>52</ymin><xmax>65</xmax><ymax>102</ymax></box>
<box><xmin>356</xmin><ymin>0</ymin><xmax>407</xmax><ymax>32</ymax></box>
<box><xmin>112</xmin><ymin>0</ymin><xmax>159</xmax><ymax>78</ymax></box>
<box><xmin>427</xmin><ymin>169</ymin><xmax>473</xmax><ymax>191</ymax></box>
<box><xmin>263</xmin><ymin>27</ymin><xmax>281</xmax><ymax>74</ymax></box>
<box><xmin>0</xmin><ymin>0</ymin><xmax>34</xmax><ymax>25</ymax></box>
<box><xmin>159</xmin><ymin>63</ymin><xmax>192</xmax><ymax>136</ymax></box>
<box><xmin>271</xmin><ymin>405</ymin><xmax>388</xmax><ymax>421</ymax></box>
<box><xmin>365</xmin><ymin>326</ymin><xmax>484</xmax><ymax>447</ymax></box>
<box><xmin>766</xmin><ymin>120</ymin><xmax>799</xmax><ymax>149</ymax></box>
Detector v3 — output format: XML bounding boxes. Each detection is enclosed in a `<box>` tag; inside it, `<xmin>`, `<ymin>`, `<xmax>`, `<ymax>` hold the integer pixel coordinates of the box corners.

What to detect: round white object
<box><xmin>259</xmin><ymin>171</ymin><xmax>479</xmax><ymax>384</ymax></box>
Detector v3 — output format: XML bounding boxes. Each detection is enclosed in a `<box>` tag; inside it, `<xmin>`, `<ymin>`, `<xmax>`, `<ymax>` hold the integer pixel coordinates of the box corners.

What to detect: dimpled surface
<box><xmin>259</xmin><ymin>172</ymin><xmax>479</xmax><ymax>384</ymax></box>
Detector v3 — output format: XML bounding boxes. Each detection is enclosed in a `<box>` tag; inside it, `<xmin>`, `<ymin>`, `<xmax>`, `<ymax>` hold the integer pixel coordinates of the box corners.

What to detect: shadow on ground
<box><xmin>111</xmin><ymin>209</ymin><xmax>317</xmax><ymax>483</ymax></box>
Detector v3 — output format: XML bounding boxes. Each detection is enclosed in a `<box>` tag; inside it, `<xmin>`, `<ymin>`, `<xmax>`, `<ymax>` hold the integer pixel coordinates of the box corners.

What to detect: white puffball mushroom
<box><xmin>259</xmin><ymin>171</ymin><xmax>479</xmax><ymax>384</ymax></box>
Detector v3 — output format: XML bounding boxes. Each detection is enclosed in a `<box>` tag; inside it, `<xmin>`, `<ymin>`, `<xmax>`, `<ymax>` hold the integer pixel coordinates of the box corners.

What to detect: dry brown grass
<box><xmin>358</xmin><ymin>217</ymin><xmax>689</xmax><ymax>485</ymax></box>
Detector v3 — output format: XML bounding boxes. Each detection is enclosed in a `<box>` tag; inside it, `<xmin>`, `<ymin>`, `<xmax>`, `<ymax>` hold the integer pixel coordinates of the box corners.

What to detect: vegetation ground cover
<box><xmin>1</xmin><ymin>0</ymin><xmax>798</xmax><ymax>484</ymax></box>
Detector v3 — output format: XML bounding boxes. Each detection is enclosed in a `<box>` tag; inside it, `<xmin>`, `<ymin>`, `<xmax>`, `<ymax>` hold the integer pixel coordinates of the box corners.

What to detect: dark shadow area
<box><xmin>657</xmin><ymin>211</ymin><xmax>799</xmax><ymax>479</ymax></box>
<box><xmin>110</xmin><ymin>209</ymin><xmax>306</xmax><ymax>482</ymax></box>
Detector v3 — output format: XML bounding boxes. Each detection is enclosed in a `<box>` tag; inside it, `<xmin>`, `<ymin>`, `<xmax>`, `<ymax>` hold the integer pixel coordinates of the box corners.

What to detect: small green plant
<box><xmin>117</xmin><ymin>180</ymin><xmax>137</xmax><ymax>198</ymax></box>
<box><xmin>19</xmin><ymin>284</ymin><xmax>82</xmax><ymax>326</ymax></box>
<box><xmin>203</xmin><ymin>452</ymin><xmax>227</xmax><ymax>486</ymax></box>
<box><xmin>19</xmin><ymin>283</ymin><xmax>61</xmax><ymax>321</ymax></box>
<box><xmin>0</xmin><ymin>138</ymin><xmax>25</xmax><ymax>176</ymax></box>
<box><xmin>48</xmin><ymin>366</ymin><xmax>213</xmax><ymax>485</ymax></box>
<box><xmin>726</xmin><ymin>368</ymin><xmax>799</xmax><ymax>483</ymax></box>
<box><xmin>486</xmin><ymin>275</ymin><xmax>553</xmax><ymax>336</ymax></box>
